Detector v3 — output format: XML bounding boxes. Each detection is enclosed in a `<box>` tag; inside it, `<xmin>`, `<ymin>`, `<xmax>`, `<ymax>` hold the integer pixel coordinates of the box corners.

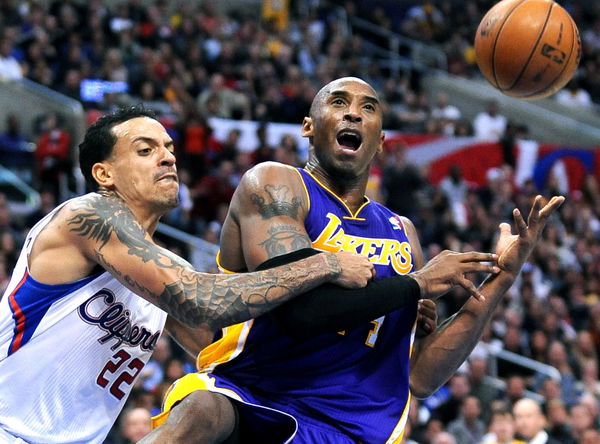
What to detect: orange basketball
<box><xmin>474</xmin><ymin>0</ymin><xmax>581</xmax><ymax>100</ymax></box>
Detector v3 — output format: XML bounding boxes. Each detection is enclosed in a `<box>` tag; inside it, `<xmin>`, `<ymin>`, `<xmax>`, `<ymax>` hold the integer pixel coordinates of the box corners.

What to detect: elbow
<box><xmin>410</xmin><ymin>384</ymin><xmax>433</xmax><ymax>400</ymax></box>
<box><xmin>409</xmin><ymin>378</ymin><xmax>438</xmax><ymax>400</ymax></box>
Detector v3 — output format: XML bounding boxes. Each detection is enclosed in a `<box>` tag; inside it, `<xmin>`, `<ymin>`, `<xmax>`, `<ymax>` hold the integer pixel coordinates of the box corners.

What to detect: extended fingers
<box><xmin>513</xmin><ymin>208</ymin><xmax>527</xmax><ymax>236</ymax></box>
<box><xmin>459</xmin><ymin>252</ymin><xmax>498</xmax><ymax>263</ymax></box>
<box><xmin>539</xmin><ymin>195</ymin><xmax>565</xmax><ymax>218</ymax></box>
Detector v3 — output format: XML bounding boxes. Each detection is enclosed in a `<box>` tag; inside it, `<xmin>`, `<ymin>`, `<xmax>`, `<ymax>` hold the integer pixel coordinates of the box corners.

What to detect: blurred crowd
<box><xmin>0</xmin><ymin>0</ymin><xmax>600</xmax><ymax>443</ymax></box>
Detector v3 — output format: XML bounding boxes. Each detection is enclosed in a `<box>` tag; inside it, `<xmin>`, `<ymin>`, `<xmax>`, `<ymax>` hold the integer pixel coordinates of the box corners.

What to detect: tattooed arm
<box><xmin>219</xmin><ymin>162</ymin><xmax>313</xmax><ymax>272</ymax></box>
<box><xmin>27</xmin><ymin>192</ymin><xmax>374</xmax><ymax>330</ymax></box>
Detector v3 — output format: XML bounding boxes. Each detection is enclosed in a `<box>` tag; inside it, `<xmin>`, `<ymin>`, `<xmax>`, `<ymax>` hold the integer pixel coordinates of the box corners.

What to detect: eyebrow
<box><xmin>329</xmin><ymin>89</ymin><xmax>380</xmax><ymax>106</ymax></box>
<box><xmin>132</xmin><ymin>136</ymin><xmax>174</xmax><ymax>148</ymax></box>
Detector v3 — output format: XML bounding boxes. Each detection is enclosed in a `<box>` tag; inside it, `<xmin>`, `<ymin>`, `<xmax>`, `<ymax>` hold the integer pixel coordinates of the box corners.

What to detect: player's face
<box><xmin>103</xmin><ymin>117</ymin><xmax>179</xmax><ymax>212</ymax></box>
<box><xmin>303</xmin><ymin>78</ymin><xmax>384</xmax><ymax>180</ymax></box>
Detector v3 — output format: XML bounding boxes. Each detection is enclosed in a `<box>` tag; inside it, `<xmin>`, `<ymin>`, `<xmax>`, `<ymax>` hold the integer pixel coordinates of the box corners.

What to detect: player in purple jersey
<box><xmin>0</xmin><ymin>105</ymin><xmax>381</xmax><ymax>443</ymax></box>
<box><xmin>144</xmin><ymin>78</ymin><xmax>564</xmax><ymax>443</ymax></box>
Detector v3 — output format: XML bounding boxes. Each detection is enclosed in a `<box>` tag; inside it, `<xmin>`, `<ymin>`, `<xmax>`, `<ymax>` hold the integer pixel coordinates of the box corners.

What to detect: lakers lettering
<box><xmin>312</xmin><ymin>213</ymin><xmax>413</xmax><ymax>274</ymax></box>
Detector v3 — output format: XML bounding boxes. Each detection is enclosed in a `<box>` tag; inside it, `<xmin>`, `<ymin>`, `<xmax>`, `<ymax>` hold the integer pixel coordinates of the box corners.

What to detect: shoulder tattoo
<box><xmin>250</xmin><ymin>184</ymin><xmax>301</xmax><ymax>220</ymax></box>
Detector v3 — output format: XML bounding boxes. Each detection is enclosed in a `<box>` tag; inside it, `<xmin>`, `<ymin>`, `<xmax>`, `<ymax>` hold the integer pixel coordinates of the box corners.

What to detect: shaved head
<box><xmin>309</xmin><ymin>77</ymin><xmax>379</xmax><ymax>118</ymax></box>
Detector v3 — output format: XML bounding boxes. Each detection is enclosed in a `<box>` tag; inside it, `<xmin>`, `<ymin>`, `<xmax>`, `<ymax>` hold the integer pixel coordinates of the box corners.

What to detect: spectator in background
<box><xmin>381</xmin><ymin>141</ymin><xmax>425</xmax><ymax>221</ymax></box>
<box><xmin>25</xmin><ymin>190</ymin><xmax>56</xmax><ymax>228</ymax></box>
<box><xmin>446</xmin><ymin>395</ymin><xmax>485</xmax><ymax>444</ymax></box>
<box><xmin>430</xmin><ymin>92</ymin><xmax>462</xmax><ymax>136</ymax></box>
<box><xmin>34</xmin><ymin>112</ymin><xmax>72</xmax><ymax>198</ymax></box>
<box><xmin>481</xmin><ymin>406</ymin><xmax>525</xmax><ymax>444</ymax></box>
<box><xmin>466</xmin><ymin>357</ymin><xmax>499</xmax><ymax>422</ymax></box>
<box><xmin>545</xmin><ymin>398</ymin><xmax>576</xmax><ymax>444</ymax></box>
<box><xmin>513</xmin><ymin>397</ymin><xmax>561</xmax><ymax>444</ymax></box>
<box><xmin>0</xmin><ymin>37</ymin><xmax>24</xmax><ymax>80</ymax></box>
<box><xmin>568</xmin><ymin>402</ymin><xmax>596</xmax><ymax>443</ymax></box>
<box><xmin>439</xmin><ymin>164</ymin><xmax>472</xmax><ymax>230</ymax></box>
<box><xmin>273</xmin><ymin>133</ymin><xmax>302</xmax><ymax>166</ymax></box>
<box><xmin>190</xmin><ymin>160</ymin><xmax>236</xmax><ymax>231</ymax></box>
<box><xmin>555</xmin><ymin>79</ymin><xmax>594</xmax><ymax>110</ymax></box>
<box><xmin>110</xmin><ymin>407</ymin><xmax>152</xmax><ymax>444</ymax></box>
<box><xmin>251</xmin><ymin>123</ymin><xmax>274</xmax><ymax>165</ymax></box>
<box><xmin>431</xmin><ymin>373</ymin><xmax>472</xmax><ymax>426</ymax></box>
<box><xmin>431</xmin><ymin>431</ymin><xmax>457</xmax><ymax>444</ymax></box>
<box><xmin>0</xmin><ymin>114</ymin><xmax>33</xmax><ymax>179</ymax></box>
<box><xmin>503</xmin><ymin>375</ymin><xmax>528</xmax><ymax>408</ymax></box>
<box><xmin>473</xmin><ymin>99</ymin><xmax>507</xmax><ymax>141</ymax></box>
<box><xmin>197</xmin><ymin>73</ymin><xmax>250</xmax><ymax>120</ymax></box>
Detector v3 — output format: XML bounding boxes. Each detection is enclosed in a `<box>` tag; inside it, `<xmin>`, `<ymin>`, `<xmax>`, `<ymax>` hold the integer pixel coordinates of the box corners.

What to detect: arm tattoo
<box><xmin>259</xmin><ymin>224</ymin><xmax>312</xmax><ymax>258</ymax></box>
<box><xmin>67</xmin><ymin>194</ymin><xmax>340</xmax><ymax>329</ymax></box>
<box><xmin>158</xmin><ymin>254</ymin><xmax>340</xmax><ymax>330</ymax></box>
<box><xmin>250</xmin><ymin>184</ymin><xmax>301</xmax><ymax>219</ymax></box>
<box><xmin>68</xmin><ymin>194</ymin><xmax>189</xmax><ymax>268</ymax></box>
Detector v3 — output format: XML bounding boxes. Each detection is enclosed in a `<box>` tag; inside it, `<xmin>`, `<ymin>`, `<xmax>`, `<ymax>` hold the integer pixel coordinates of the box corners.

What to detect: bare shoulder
<box><xmin>232</xmin><ymin>161</ymin><xmax>307</xmax><ymax>218</ymax></box>
<box><xmin>240</xmin><ymin>161</ymin><xmax>302</xmax><ymax>191</ymax></box>
<box><xmin>29</xmin><ymin>194</ymin><xmax>117</xmax><ymax>283</ymax></box>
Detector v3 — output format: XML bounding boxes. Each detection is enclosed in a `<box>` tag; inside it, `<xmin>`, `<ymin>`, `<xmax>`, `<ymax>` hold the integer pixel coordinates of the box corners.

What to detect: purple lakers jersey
<box><xmin>198</xmin><ymin>168</ymin><xmax>419</xmax><ymax>443</ymax></box>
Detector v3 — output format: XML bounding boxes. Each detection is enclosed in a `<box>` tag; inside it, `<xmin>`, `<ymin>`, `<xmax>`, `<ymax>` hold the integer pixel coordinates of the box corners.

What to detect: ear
<box><xmin>301</xmin><ymin>117</ymin><xmax>313</xmax><ymax>138</ymax></box>
<box><xmin>377</xmin><ymin>131</ymin><xmax>385</xmax><ymax>154</ymax></box>
<box><xmin>91</xmin><ymin>162</ymin><xmax>115</xmax><ymax>188</ymax></box>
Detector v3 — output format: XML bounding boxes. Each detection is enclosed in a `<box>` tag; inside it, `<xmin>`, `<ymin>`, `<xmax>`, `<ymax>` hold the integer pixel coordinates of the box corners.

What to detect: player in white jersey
<box><xmin>0</xmin><ymin>105</ymin><xmax>376</xmax><ymax>444</ymax></box>
<box><xmin>0</xmin><ymin>201</ymin><xmax>167</xmax><ymax>442</ymax></box>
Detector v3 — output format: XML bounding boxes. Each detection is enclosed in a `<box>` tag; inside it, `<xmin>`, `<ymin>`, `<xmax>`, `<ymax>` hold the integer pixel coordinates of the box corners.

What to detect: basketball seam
<box><xmin>502</xmin><ymin>1</ymin><xmax>554</xmax><ymax>92</ymax></box>
<box><xmin>491</xmin><ymin>0</ymin><xmax>529</xmax><ymax>88</ymax></box>
<box><xmin>523</xmin><ymin>8</ymin><xmax>580</xmax><ymax>98</ymax></box>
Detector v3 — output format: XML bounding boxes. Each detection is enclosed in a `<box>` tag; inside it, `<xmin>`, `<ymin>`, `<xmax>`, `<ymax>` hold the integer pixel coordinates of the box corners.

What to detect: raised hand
<box><xmin>496</xmin><ymin>195</ymin><xmax>565</xmax><ymax>275</ymax></box>
<box><xmin>410</xmin><ymin>250</ymin><xmax>499</xmax><ymax>301</ymax></box>
<box><xmin>329</xmin><ymin>251</ymin><xmax>375</xmax><ymax>288</ymax></box>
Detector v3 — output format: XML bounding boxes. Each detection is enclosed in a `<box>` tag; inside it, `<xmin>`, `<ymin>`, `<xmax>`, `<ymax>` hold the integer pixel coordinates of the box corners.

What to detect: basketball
<box><xmin>474</xmin><ymin>0</ymin><xmax>581</xmax><ymax>100</ymax></box>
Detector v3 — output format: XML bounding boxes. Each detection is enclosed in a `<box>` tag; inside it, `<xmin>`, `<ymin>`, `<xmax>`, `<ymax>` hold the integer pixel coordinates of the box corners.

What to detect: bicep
<box><xmin>232</xmin><ymin>163</ymin><xmax>311</xmax><ymax>270</ymax></box>
<box><xmin>69</xmin><ymin>196</ymin><xmax>194</xmax><ymax>306</ymax></box>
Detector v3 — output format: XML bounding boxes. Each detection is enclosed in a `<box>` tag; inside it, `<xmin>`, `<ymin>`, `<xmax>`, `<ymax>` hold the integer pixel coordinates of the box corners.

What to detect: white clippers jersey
<box><xmin>0</xmin><ymin>198</ymin><xmax>167</xmax><ymax>443</ymax></box>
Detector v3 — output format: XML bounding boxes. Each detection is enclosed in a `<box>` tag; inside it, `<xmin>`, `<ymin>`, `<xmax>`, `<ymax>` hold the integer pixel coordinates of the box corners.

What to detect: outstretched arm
<box><xmin>45</xmin><ymin>193</ymin><xmax>374</xmax><ymax>330</ymax></box>
<box><xmin>409</xmin><ymin>195</ymin><xmax>565</xmax><ymax>398</ymax></box>
<box><xmin>218</xmin><ymin>163</ymin><xmax>498</xmax><ymax>338</ymax></box>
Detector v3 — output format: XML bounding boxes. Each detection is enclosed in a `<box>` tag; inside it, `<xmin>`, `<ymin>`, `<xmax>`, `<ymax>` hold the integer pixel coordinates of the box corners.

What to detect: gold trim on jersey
<box><xmin>151</xmin><ymin>372</ymin><xmax>244</xmax><ymax>428</ymax></box>
<box><xmin>292</xmin><ymin>167</ymin><xmax>311</xmax><ymax>213</ymax></box>
<box><xmin>196</xmin><ymin>320</ymin><xmax>254</xmax><ymax>371</ymax></box>
<box><xmin>301</xmin><ymin>169</ymin><xmax>369</xmax><ymax>219</ymax></box>
<box><xmin>385</xmin><ymin>392</ymin><xmax>412</xmax><ymax>444</ymax></box>
<box><xmin>215</xmin><ymin>250</ymin><xmax>237</xmax><ymax>274</ymax></box>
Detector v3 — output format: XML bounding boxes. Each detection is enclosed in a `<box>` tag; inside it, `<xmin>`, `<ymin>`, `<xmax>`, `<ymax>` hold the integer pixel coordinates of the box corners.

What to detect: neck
<box><xmin>304</xmin><ymin>164</ymin><xmax>369</xmax><ymax>213</ymax></box>
<box><xmin>97</xmin><ymin>189</ymin><xmax>162</xmax><ymax>235</ymax></box>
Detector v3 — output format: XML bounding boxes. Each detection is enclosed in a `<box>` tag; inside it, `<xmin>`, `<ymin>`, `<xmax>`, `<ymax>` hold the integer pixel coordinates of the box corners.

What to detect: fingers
<box><xmin>513</xmin><ymin>208</ymin><xmax>527</xmax><ymax>237</ymax></box>
<box><xmin>463</xmin><ymin>262</ymin><xmax>501</xmax><ymax>274</ymax></box>
<box><xmin>526</xmin><ymin>195</ymin><xmax>543</xmax><ymax>225</ymax></box>
<box><xmin>499</xmin><ymin>222</ymin><xmax>512</xmax><ymax>236</ymax></box>
<box><xmin>458</xmin><ymin>252</ymin><xmax>498</xmax><ymax>263</ymax></box>
<box><xmin>458</xmin><ymin>278</ymin><xmax>485</xmax><ymax>301</ymax></box>
<box><xmin>418</xmin><ymin>298</ymin><xmax>436</xmax><ymax>311</ymax></box>
<box><xmin>539</xmin><ymin>195</ymin><xmax>565</xmax><ymax>218</ymax></box>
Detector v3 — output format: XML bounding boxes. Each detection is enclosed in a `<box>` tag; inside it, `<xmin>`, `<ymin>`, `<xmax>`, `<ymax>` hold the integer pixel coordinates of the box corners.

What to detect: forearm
<box><xmin>165</xmin><ymin>316</ymin><xmax>214</xmax><ymax>358</ymax></box>
<box><xmin>257</xmin><ymin>248</ymin><xmax>421</xmax><ymax>338</ymax></box>
<box><xmin>410</xmin><ymin>271</ymin><xmax>515</xmax><ymax>398</ymax></box>
<box><xmin>157</xmin><ymin>252</ymin><xmax>341</xmax><ymax>329</ymax></box>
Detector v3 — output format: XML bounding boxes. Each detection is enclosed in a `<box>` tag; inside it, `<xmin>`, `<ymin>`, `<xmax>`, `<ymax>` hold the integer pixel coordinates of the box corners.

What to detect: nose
<box><xmin>160</xmin><ymin>146</ymin><xmax>176</xmax><ymax>166</ymax></box>
<box><xmin>343</xmin><ymin>103</ymin><xmax>362</xmax><ymax>123</ymax></box>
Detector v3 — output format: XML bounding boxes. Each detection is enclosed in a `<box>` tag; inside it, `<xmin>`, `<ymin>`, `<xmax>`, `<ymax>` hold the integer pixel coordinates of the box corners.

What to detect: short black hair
<box><xmin>78</xmin><ymin>105</ymin><xmax>157</xmax><ymax>191</ymax></box>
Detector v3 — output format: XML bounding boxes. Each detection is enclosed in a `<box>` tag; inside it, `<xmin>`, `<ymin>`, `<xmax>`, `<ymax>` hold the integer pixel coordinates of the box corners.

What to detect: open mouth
<box><xmin>336</xmin><ymin>130</ymin><xmax>362</xmax><ymax>151</ymax></box>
